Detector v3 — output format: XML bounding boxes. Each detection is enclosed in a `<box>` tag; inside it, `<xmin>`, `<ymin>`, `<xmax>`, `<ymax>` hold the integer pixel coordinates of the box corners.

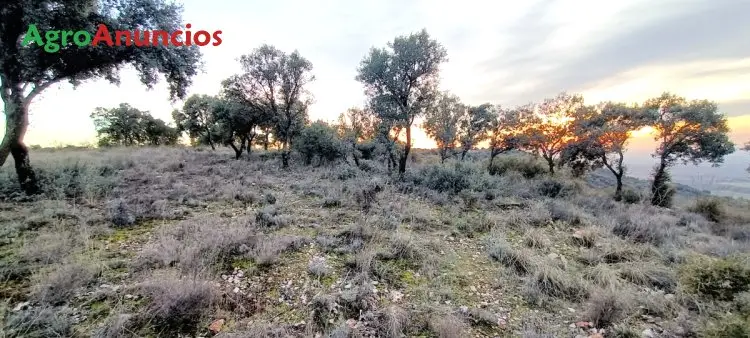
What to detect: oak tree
<box><xmin>356</xmin><ymin>29</ymin><xmax>447</xmax><ymax>174</ymax></box>
<box><xmin>1</xmin><ymin>0</ymin><xmax>201</xmax><ymax>194</ymax></box>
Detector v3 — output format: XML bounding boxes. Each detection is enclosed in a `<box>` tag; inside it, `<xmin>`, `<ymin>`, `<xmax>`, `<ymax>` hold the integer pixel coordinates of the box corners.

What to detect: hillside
<box><xmin>1</xmin><ymin>147</ymin><xmax>749</xmax><ymax>338</ymax></box>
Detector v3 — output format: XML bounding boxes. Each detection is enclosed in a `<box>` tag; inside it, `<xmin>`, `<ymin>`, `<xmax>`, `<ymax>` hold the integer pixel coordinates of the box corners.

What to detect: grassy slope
<box><xmin>1</xmin><ymin>147</ymin><xmax>749</xmax><ymax>338</ymax></box>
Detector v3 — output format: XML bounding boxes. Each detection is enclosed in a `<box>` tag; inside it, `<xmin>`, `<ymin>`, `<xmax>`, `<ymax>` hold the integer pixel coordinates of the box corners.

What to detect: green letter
<box><xmin>73</xmin><ymin>31</ymin><xmax>92</xmax><ymax>47</ymax></box>
<box><xmin>61</xmin><ymin>30</ymin><xmax>74</xmax><ymax>46</ymax></box>
<box><xmin>44</xmin><ymin>30</ymin><xmax>60</xmax><ymax>53</ymax></box>
<box><xmin>21</xmin><ymin>24</ymin><xmax>44</xmax><ymax>47</ymax></box>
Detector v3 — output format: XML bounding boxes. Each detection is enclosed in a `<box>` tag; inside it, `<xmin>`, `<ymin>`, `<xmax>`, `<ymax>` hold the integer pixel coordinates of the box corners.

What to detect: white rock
<box><xmin>344</xmin><ymin>283</ymin><xmax>352</xmax><ymax>289</ymax></box>
<box><xmin>568</xmin><ymin>307</ymin><xmax>576</xmax><ymax>313</ymax></box>
<box><xmin>233</xmin><ymin>287</ymin><xmax>240</xmax><ymax>293</ymax></box>
<box><xmin>12</xmin><ymin>302</ymin><xmax>29</xmax><ymax>312</ymax></box>
<box><xmin>642</xmin><ymin>329</ymin><xmax>656</xmax><ymax>338</ymax></box>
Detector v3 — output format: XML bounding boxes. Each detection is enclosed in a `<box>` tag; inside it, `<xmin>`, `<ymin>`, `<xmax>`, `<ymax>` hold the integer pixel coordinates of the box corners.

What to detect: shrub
<box><xmin>294</xmin><ymin>121</ymin><xmax>345</xmax><ymax>165</ymax></box>
<box><xmin>137</xmin><ymin>273</ymin><xmax>217</xmax><ymax>335</ymax></box>
<box><xmin>308</xmin><ymin>255</ymin><xmax>331</xmax><ymax>277</ymax></box>
<box><xmin>523</xmin><ymin>229</ymin><xmax>550</xmax><ymax>249</ymax></box>
<box><xmin>356</xmin><ymin>141</ymin><xmax>378</xmax><ymax>160</ymax></box>
<box><xmin>680</xmin><ymin>255</ymin><xmax>750</xmax><ymax>301</ymax></box>
<box><xmin>408</xmin><ymin>162</ymin><xmax>488</xmax><ymax>194</ymax></box>
<box><xmin>620</xmin><ymin>188</ymin><xmax>642</xmax><ymax>204</ymax></box>
<box><xmin>106</xmin><ymin>198</ymin><xmax>136</xmax><ymax>228</ymax></box>
<box><xmin>651</xmin><ymin>170</ymin><xmax>676</xmax><ymax>208</ymax></box>
<box><xmin>700</xmin><ymin>314</ymin><xmax>750</xmax><ymax>338</ymax></box>
<box><xmin>619</xmin><ymin>263</ymin><xmax>677</xmax><ymax>292</ymax></box>
<box><xmin>31</xmin><ymin>262</ymin><xmax>99</xmax><ymax>305</ymax></box>
<box><xmin>488</xmin><ymin>155</ymin><xmax>547</xmax><ymax>179</ymax></box>
<box><xmin>689</xmin><ymin>198</ymin><xmax>726</xmax><ymax>223</ymax></box>
<box><xmin>527</xmin><ymin>264</ymin><xmax>588</xmax><ymax>301</ymax></box>
<box><xmin>135</xmin><ymin>216</ymin><xmax>257</xmax><ymax>274</ymax></box>
<box><xmin>3</xmin><ymin>305</ymin><xmax>75</xmax><ymax>338</ymax></box>
<box><xmin>374</xmin><ymin>306</ymin><xmax>409</xmax><ymax>338</ymax></box>
<box><xmin>429</xmin><ymin>314</ymin><xmax>468</xmax><ymax>338</ymax></box>
<box><xmin>486</xmin><ymin>238</ymin><xmax>535</xmax><ymax>275</ymax></box>
<box><xmin>612</xmin><ymin>212</ymin><xmax>673</xmax><ymax>246</ymax></box>
<box><xmin>255</xmin><ymin>205</ymin><xmax>289</xmax><ymax>227</ymax></box>
<box><xmin>584</xmin><ymin>288</ymin><xmax>630</xmax><ymax>328</ymax></box>
<box><xmin>353</xmin><ymin>179</ymin><xmax>383</xmax><ymax>211</ymax></box>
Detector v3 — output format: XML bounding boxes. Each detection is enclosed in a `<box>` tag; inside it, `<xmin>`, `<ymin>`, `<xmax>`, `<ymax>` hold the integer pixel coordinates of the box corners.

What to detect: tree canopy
<box><xmin>91</xmin><ymin>103</ymin><xmax>179</xmax><ymax>147</ymax></box>
<box><xmin>1</xmin><ymin>0</ymin><xmax>202</xmax><ymax>194</ymax></box>
<box><xmin>356</xmin><ymin>29</ymin><xmax>447</xmax><ymax>174</ymax></box>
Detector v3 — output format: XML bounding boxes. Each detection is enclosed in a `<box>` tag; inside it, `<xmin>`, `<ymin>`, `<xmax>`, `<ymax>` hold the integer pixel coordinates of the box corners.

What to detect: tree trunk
<box><xmin>488</xmin><ymin>151</ymin><xmax>498</xmax><ymax>171</ymax></box>
<box><xmin>614</xmin><ymin>174</ymin><xmax>623</xmax><ymax>201</ymax></box>
<box><xmin>351</xmin><ymin>142</ymin><xmax>360</xmax><ymax>167</ymax></box>
<box><xmin>650</xmin><ymin>160</ymin><xmax>669</xmax><ymax>206</ymax></box>
<box><xmin>545</xmin><ymin>156</ymin><xmax>555</xmax><ymax>174</ymax></box>
<box><xmin>281</xmin><ymin>141</ymin><xmax>290</xmax><ymax>168</ymax></box>
<box><xmin>461</xmin><ymin>148</ymin><xmax>468</xmax><ymax>161</ymax></box>
<box><xmin>398</xmin><ymin>126</ymin><xmax>412</xmax><ymax>174</ymax></box>
<box><xmin>246</xmin><ymin>133</ymin><xmax>255</xmax><ymax>155</ymax></box>
<box><xmin>0</xmin><ymin>87</ymin><xmax>40</xmax><ymax>195</ymax></box>
<box><xmin>206</xmin><ymin>127</ymin><xmax>215</xmax><ymax>150</ymax></box>
<box><xmin>262</xmin><ymin>133</ymin><xmax>269</xmax><ymax>151</ymax></box>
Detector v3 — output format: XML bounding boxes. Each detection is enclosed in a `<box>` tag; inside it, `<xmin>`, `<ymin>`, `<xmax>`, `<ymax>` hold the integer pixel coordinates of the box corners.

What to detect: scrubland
<box><xmin>1</xmin><ymin>147</ymin><xmax>749</xmax><ymax>338</ymax></box>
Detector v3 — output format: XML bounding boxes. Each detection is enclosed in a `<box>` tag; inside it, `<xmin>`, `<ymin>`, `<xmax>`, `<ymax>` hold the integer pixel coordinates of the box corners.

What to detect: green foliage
<box><xmin>488</xmin><ymin>155</ymin><xmax>547</xmax><ymax>179</ymax></box>
<box><xmin>458</xmin><ymin>103</ymin><xmax>495</xmax><ymax>160</ymax></box>
<box><xmin>700</xmin><ymin>314</ymin><xmax>750</xmax><ymax>338</ymax></box>
<box><xmin>173</xmin><ymin>95</ymin><xmax>220</xmax><ymax>148</ymax></box>
<box><xmin>294</xmin><ymin>121</ymin><xmax>345</xmax><ymax>165</ymax></box>
<box><xmin>651</xmin><ymin>168</ymin><xmax>676</xmax><ymax>208</ymax></box>
<box><xmin>680</xmin><ymin>255</ymin><xmax>750</xmax><ymax>301</ymax></box>
<box><xmin>233</xmin><ymin>45</ymin><xmax>314</xmax><ymax>167</ymax></box>
<box><xmin>407</xmin><ymin>162</ymin><xmax>487</xmax><ymax>195</ymax></box>
<box><xmin>645</xmin><ymin>93</ymin><xmax>735</xmax><ymax>206</ymax></box>
<box><xmin>620</xmin><ymin>188</ymin><xmax>642</xmax><ymax>204</ymax></box>
<box><xmin>91</xmin><ymin>103</ymin><xmax>179</xmax><ymax>147</ymax></box>
<box><xmin>422</xmin><ymin>92</ymin><xmax>464</xmax><ymax>162</ymax></box>
<box><xmin>689</xmin><ymin>198</ymin><xmax>726</xmax><ymax>223</ymax></box>
<box><xmin>356</xmin><ymin>29</ymin><xmax>448</xmax><ymax>173</ymax></box>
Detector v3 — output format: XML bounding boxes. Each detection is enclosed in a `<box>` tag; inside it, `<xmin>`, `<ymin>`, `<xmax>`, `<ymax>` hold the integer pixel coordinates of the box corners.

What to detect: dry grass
<box><xmin>1</xmin><ymin>147</ymin><xmax>749</xmax><ymax>337</ymax></box>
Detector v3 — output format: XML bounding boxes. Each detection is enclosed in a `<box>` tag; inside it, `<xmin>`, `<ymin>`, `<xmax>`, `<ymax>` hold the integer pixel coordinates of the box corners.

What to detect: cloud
<box><xmin>475</xmin><ymin>0</ymin><xmax>750</xmax><ymax>106</ymax></box>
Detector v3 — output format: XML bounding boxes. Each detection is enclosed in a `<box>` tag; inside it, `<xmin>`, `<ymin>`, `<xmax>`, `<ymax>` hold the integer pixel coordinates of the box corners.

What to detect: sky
<box><xmin>4</xmin><ymin>0</ymin><xmax>750</xmax><ymax>152</ymax></box>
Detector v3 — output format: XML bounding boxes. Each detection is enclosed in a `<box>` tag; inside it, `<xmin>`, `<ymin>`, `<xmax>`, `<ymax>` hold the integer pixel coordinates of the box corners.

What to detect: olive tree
<box><xmin>356</xmin><ymin>29</ymin><xmax>447</xmax><ymax>174</ymax></box>
<box><xmin>487</xmin><ymin>105</ymin><xmax>527</xmax><ymax>169</ymax></box>
<box><xmin>519</xmin><ymin>92</ymin><xmax>583</xmax><ymax>174</ymax></box>
<box><xmin>336</xmin><ymin>107</ymin><xmax>378</xmax><ymax>167</ymax></box>
<box><xmin>644</xmin><ymin>93</ymin><xmax>735</xmax><ymax>207</ymax></box>
<box><xmin>91</xmin><ymin>103</ymin><xmax>178</xmax><ymax>147</ymax></box>
<box><xmin>1</xmin><ymin>0</ymin><xmax>201</xmax><ymax>194</ymax></box>
<box><xmin>173</xmin><ymin>94</ymin><xmax>219</xmax><ymax>149</ymax></box>
<box><xmin>563</xmin><ymin>102</ymin><xmax>648</xmax><ymax>200</ymax></box>
<box><xmin>422</xmin><ymin>92</ymin><xmax>464</xmax><ymax>163</ymax></box>
<box><xmin>458</xmin><ymin>103</ymin><xmax>494</xmax><ymax>161</ymax></box>
<box><xmin>234</xmin><ymin>45</ymin><xmax>314</xmax><ymax>168</ymax></box>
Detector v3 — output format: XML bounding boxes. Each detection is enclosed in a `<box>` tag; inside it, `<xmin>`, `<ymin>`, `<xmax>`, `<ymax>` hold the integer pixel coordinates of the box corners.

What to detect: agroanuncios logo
<box><xmin>22</xmin><ymin>23</ymin><xmax>222</xmax><ymax>53</ymax></box>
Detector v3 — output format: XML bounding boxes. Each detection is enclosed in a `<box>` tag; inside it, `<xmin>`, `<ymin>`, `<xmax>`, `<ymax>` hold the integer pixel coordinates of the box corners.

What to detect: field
<box><xmin>1</xmin><ymin>147</ymin><xmax>749</xmax><ymax>338</ymax></box>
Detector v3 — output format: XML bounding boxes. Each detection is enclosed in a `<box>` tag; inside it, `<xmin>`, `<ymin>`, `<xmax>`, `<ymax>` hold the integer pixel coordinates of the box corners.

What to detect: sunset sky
<box><xmin>3</xmin><ymin>0</ymin><xmax>750</xmax><ymax>152</ymax></box>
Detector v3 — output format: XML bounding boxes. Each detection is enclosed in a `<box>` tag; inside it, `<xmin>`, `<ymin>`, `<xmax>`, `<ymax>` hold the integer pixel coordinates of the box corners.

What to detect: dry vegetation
<box><xmin>1</xmin><ymin>146</ymin><xmax>749</xmax><ymax>338</ymax></box>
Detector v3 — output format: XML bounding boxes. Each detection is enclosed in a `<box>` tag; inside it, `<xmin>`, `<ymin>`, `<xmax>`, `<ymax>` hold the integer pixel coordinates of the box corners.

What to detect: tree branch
<box><xmin>25</xmin><ymin>81</ymin><xmax>58</xmax><ymax>102</ymax></box>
